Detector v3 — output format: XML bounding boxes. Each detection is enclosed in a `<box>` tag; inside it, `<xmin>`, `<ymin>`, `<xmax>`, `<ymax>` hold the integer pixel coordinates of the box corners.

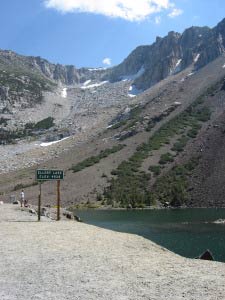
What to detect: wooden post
<box><xmin>38</xmin><ymin>182</ymin><xmax>41</xmax><ymax>221</ymax></box>
<box><xmin>57</xmin><ymin>180</ymin><xmax>60</xmax><ymax>221</ymax></box>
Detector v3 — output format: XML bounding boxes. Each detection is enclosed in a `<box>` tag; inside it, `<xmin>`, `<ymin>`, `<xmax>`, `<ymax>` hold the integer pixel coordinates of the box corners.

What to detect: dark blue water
<box><xmin>74</xmin><ymin>209</ymin><xmax>225</xmax><ymax>262</ymax></box>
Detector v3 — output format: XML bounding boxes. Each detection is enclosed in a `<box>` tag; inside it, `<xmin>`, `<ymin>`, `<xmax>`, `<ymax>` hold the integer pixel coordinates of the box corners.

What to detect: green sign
<box><xmin>36</xmin><ymin>169</ymin><xmax>64</xmax><ymax>181</ymax></box>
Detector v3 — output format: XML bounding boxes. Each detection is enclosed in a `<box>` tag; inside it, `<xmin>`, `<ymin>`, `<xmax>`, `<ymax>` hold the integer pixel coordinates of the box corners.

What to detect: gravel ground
<box><xmin>0</xmin><ymin>204</ymin><xmax>225</xmax><ymax>300</ymax></box>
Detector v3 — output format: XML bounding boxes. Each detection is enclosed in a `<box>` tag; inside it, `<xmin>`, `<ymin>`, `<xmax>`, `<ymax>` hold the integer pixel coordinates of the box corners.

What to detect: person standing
<box><xmin>20</xmin><ymin>190</ymin><xmax>25</xmax><ymax>207</ymax></box>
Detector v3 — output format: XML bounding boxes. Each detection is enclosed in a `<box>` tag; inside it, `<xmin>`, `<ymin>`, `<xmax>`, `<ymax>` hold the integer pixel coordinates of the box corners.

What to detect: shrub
<box><xmin>159</xmin><ymin>153</ymin><xmax>174</xmax><ymax>165</ymax></box>
<box><xmin>172</xmin><ymin>136</ymin><xmax>189</xmax><ymax>152</ymax></box>
<box><xmin>34</xmin><ymin>117</ymin><xmax>54</xmax><ymax>130</ymax></box>
<box><xmin>13</xmin><ymin>181</ymin><xmax>38</xmax><ymax>191</ymax></box>
<box><xmin>187</xmin><ymin>128</ymin><xmax>198</xmax><ymax>138</ymax></box>
<box><xmin>111</xmin><ymin>169</ymin><xmax>118</xmax><ymax>176</ymax></box>
<box><xmin>149</xmin><ymin>165</ymin><xmax>161</xmax><ymax>176</ymax></box>
<box><xmin>111</xmin><ymin>120</ymin><xmax>127</xmax><ymax>129</ymax></box>
<box><xmin>152</xmin><ymin>158</ymin><xmax>200</xmax><ymax>206</ymax></box>
<box><xmin>70</xmin><ymin>144</ymin><xmax>125</xmax><ymax>173</ymax></box>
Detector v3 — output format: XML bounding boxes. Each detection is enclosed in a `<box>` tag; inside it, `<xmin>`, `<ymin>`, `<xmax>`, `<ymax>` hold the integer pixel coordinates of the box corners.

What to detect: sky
<box><xmin>0</xmin><ymin>0</ymin><xmax>225</xmax><ymax>68</ymax></box>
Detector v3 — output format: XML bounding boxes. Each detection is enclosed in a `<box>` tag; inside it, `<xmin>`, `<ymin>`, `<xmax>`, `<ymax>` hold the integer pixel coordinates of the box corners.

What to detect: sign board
<box><xmin>36</xmin><ymin>169</ymin><xmax>64</xmax><ymax>181</ymax></box>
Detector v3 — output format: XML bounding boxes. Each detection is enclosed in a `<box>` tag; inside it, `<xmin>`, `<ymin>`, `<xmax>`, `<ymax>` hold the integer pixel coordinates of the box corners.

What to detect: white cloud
<box><xmin>44</xmin><ymin>0</ymin><xmax>181</xmax><ymax>22</ymax></box>
<box><xmin>102</xmin><ymin>58</ymin><xmax>111</xmax><ymax>66</ymax></box>
<box><xmin>168</xmin><ymin>8</ymin><xmax>183</xmax><ymax>18</ymax></box>
<box><xmin>154</xmin><ymin>16</ymin><xmax>161</xmax><ymax>24</ymax></box>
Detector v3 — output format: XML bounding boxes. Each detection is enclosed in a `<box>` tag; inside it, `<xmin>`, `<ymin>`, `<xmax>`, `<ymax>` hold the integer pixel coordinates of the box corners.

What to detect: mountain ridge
<box><xmin>1</xmin><ymin>17</ymin><xmax>225</xmax><ymax>90</ymax></box>
<box><xmin>106</xmin><ymin>19</ymin><xmax>225</xmax><ymax>90</ymax></box>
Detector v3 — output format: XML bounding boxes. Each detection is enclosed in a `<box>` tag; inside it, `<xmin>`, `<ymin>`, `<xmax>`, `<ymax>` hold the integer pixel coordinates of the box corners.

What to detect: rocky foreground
<box><xmin>0</xmin><ymin>204</ymin><xmax>225</xmax><ymax>300</ymax></box>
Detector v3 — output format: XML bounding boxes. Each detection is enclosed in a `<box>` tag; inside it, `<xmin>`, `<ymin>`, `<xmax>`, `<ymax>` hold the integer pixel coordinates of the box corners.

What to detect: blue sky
<box><xmin>0</xmin><ymin>0</ymin><xmax>225</xmax><ymax>68</ymax></box>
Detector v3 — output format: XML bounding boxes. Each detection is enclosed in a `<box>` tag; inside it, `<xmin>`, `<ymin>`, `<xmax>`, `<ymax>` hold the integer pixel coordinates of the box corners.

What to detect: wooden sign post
<box><xmin>38</xmin><ymin>182</ymin><xmax>42</xmax><ymax>222</ymax></box>
<box><xmin>57</xmin><ymin>180</ymin><xmax>60</xmax><ymax>221</ymax></box>
<box><xmin>36</xmin><ymin>169</ymin><xmax>64</xmax><ymax>221</ymax></box>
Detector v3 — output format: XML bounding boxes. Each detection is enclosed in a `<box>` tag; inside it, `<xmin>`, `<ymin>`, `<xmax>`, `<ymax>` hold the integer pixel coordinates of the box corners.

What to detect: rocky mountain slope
<box><xmin>0</xmin><ymin>49</ymin><xmax>106</xmax><ymax>85</ymax></box>
<box><xmin>1</xmin><ymin>17</ymin><xmax>225</xmax><ymax>139</ymax></box>
<box><xmin>106</xmin><ymin>18</ymin><xmax>225</xmax><ymax>91</ymax></box>
<box><xmin>1</xmin><ymin>55</ymin><xmax>225</xmax><ymax>208</ymax></box>
<box><xmin>1</xmin><ymin>19</ymin><xmax>225</xmax><ymax>208</ymax></box>
<box><xmin>0</xmin><ymin>50</ymin><xmax>132</xmax><ymax>144</ymax></box>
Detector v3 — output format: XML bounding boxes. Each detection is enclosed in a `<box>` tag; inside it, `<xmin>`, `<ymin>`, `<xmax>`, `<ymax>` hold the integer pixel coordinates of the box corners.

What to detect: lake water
<box><xmin>74</xmin><ymin>209</ymin><xmax>225</xmax><ymax>262</ymax></box>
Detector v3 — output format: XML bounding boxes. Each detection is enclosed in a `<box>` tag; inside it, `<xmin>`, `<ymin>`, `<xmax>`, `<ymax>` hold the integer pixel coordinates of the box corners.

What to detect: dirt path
<box><xmin>0</xmin><ymin>204</ymin><xmax>225</xmax><ymax>300</ymax></box>
<box><xmin>0</xmin><ymin>203</ymin><xmax>51</xmax><ymax>222</ymax></box>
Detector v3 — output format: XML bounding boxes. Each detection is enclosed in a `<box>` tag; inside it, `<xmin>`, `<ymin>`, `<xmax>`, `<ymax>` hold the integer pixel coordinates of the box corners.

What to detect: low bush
<box><xmin>13</xmin><ymin>181</ymin><xmax>38</xmax><ymax>191</ymax></box>
<box><xmin>159</xmin><ymin>153</ymin><xmax>174</xmax><ymax>165</ymax></box>
<box><xmin>149</xmin><ymin>165</ymin><xmax>161</xmax><ymax>176</ymax></box>
<box><xmin>172</xmin><ymin>136</ymin><xmax>189</xmax><ymax>152</ymax></box>
<box><xmin>34</xmin><ymin>117</ymin><xmax>54</xmax><ymax>130</ymax></box>
<box><xmin>71</xmin><ymin>144</ymin><xmax>125</xmax><ymax>173</ymax></box>
<box><xmin>152</xmin><ymin>157</ymin><xmax>200</xmax><ymax>207</ymax></box>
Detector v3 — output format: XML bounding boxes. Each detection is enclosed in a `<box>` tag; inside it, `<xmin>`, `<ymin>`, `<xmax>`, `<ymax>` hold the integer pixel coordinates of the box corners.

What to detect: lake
<box><xmin>74</xmin><ymin>208</ymin><xmax>225</xmax><ymax>262</ymax></box>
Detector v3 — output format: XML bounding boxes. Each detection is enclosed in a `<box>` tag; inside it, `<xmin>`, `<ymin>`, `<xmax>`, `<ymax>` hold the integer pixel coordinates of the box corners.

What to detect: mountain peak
<box><xmin>168</xmin><ymin>31</ymin><xmax>180</xmax><ymax>38</ymax></box>
<box><xmin>105</xmin><ymin>17</ymin><xmax>225</xmax><ymax>91</ymax></box>
<box><xmin>1</xmin><ymin>18</ymin><xmax>225</xmax><ymax>93</ymax></box>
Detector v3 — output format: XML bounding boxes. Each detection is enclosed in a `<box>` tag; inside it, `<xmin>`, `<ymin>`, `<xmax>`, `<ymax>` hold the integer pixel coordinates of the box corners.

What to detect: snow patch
<box><xmin>175</xmin><ymin>59</ymin><xmax>182</xmax><ymax>68</ymax></box>
<box><xmin>61</xmin><ymin>88</ymin><xmax>67</xmax><ymax>98</ymax></box>
<box><xmin>83</xmin><ymin>80</ymin><xmax>92</xmax><ymax>86</ymax></box>
<box><xmin>194</xmin><ymin>53</ymin><xmax>200</xmax><ymax>63</ymax></box>
<box><xmin>39</xmin><ymin>137</ymin><xmax>70</xmax><ymax>147</ymax></box>
<box><xmin>121</xmin><ymin>66</ymin><xmax>145</xmax><ymax>81</ymax></box>
<box><xmin>187</xmin><ymin>72</ymin><xmax>195</xmax><ymax>77</ymax></box>
<box><xmin>80</xmin><ymin>81</ymin><xmax>108</xmax><ymax>89</ymax></box>
<box><xmin>88</xmin><ymin>67</ymin><xmax>106</xmax><ymax>71</ymax></box>
<box><xmin>128</xmin><ymin>85</ymin><xmax>142</xmax><ymax>97</ymax></box>
<box><xmin>173</xmin><ymin>59</ymin><xmax>182</xmax><ymax>73</ymax></box>
<box><xmin>223</xmin><ymin>64</ymin><xmax>225</xmax><ymax>68</ymax></box>
<box><xmin>82</xmin><ymin>80</ymin><xmax>92</xmax><ymax>86</ymax></box>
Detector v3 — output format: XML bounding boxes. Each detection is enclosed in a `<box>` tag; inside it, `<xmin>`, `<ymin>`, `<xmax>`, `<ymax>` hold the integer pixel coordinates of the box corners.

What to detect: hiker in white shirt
<box><xmin>20</xmin><ymin>190</ymin><xmax>25</xmax><ymax>207</ymax></box>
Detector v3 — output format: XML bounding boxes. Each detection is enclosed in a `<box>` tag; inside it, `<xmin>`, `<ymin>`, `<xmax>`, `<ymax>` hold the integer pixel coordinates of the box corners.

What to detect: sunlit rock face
<box><xmin>104</xmin><ymin>19</ymin><xmax>225</xmax><ymax>91</ymax></box>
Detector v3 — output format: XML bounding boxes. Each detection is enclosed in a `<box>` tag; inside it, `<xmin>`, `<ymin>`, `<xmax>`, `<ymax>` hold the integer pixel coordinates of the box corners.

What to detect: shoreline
<box><xmin>70</xmin><ymin>204</ymin><xmax>225</xmax><ymax>211</ymax></box>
